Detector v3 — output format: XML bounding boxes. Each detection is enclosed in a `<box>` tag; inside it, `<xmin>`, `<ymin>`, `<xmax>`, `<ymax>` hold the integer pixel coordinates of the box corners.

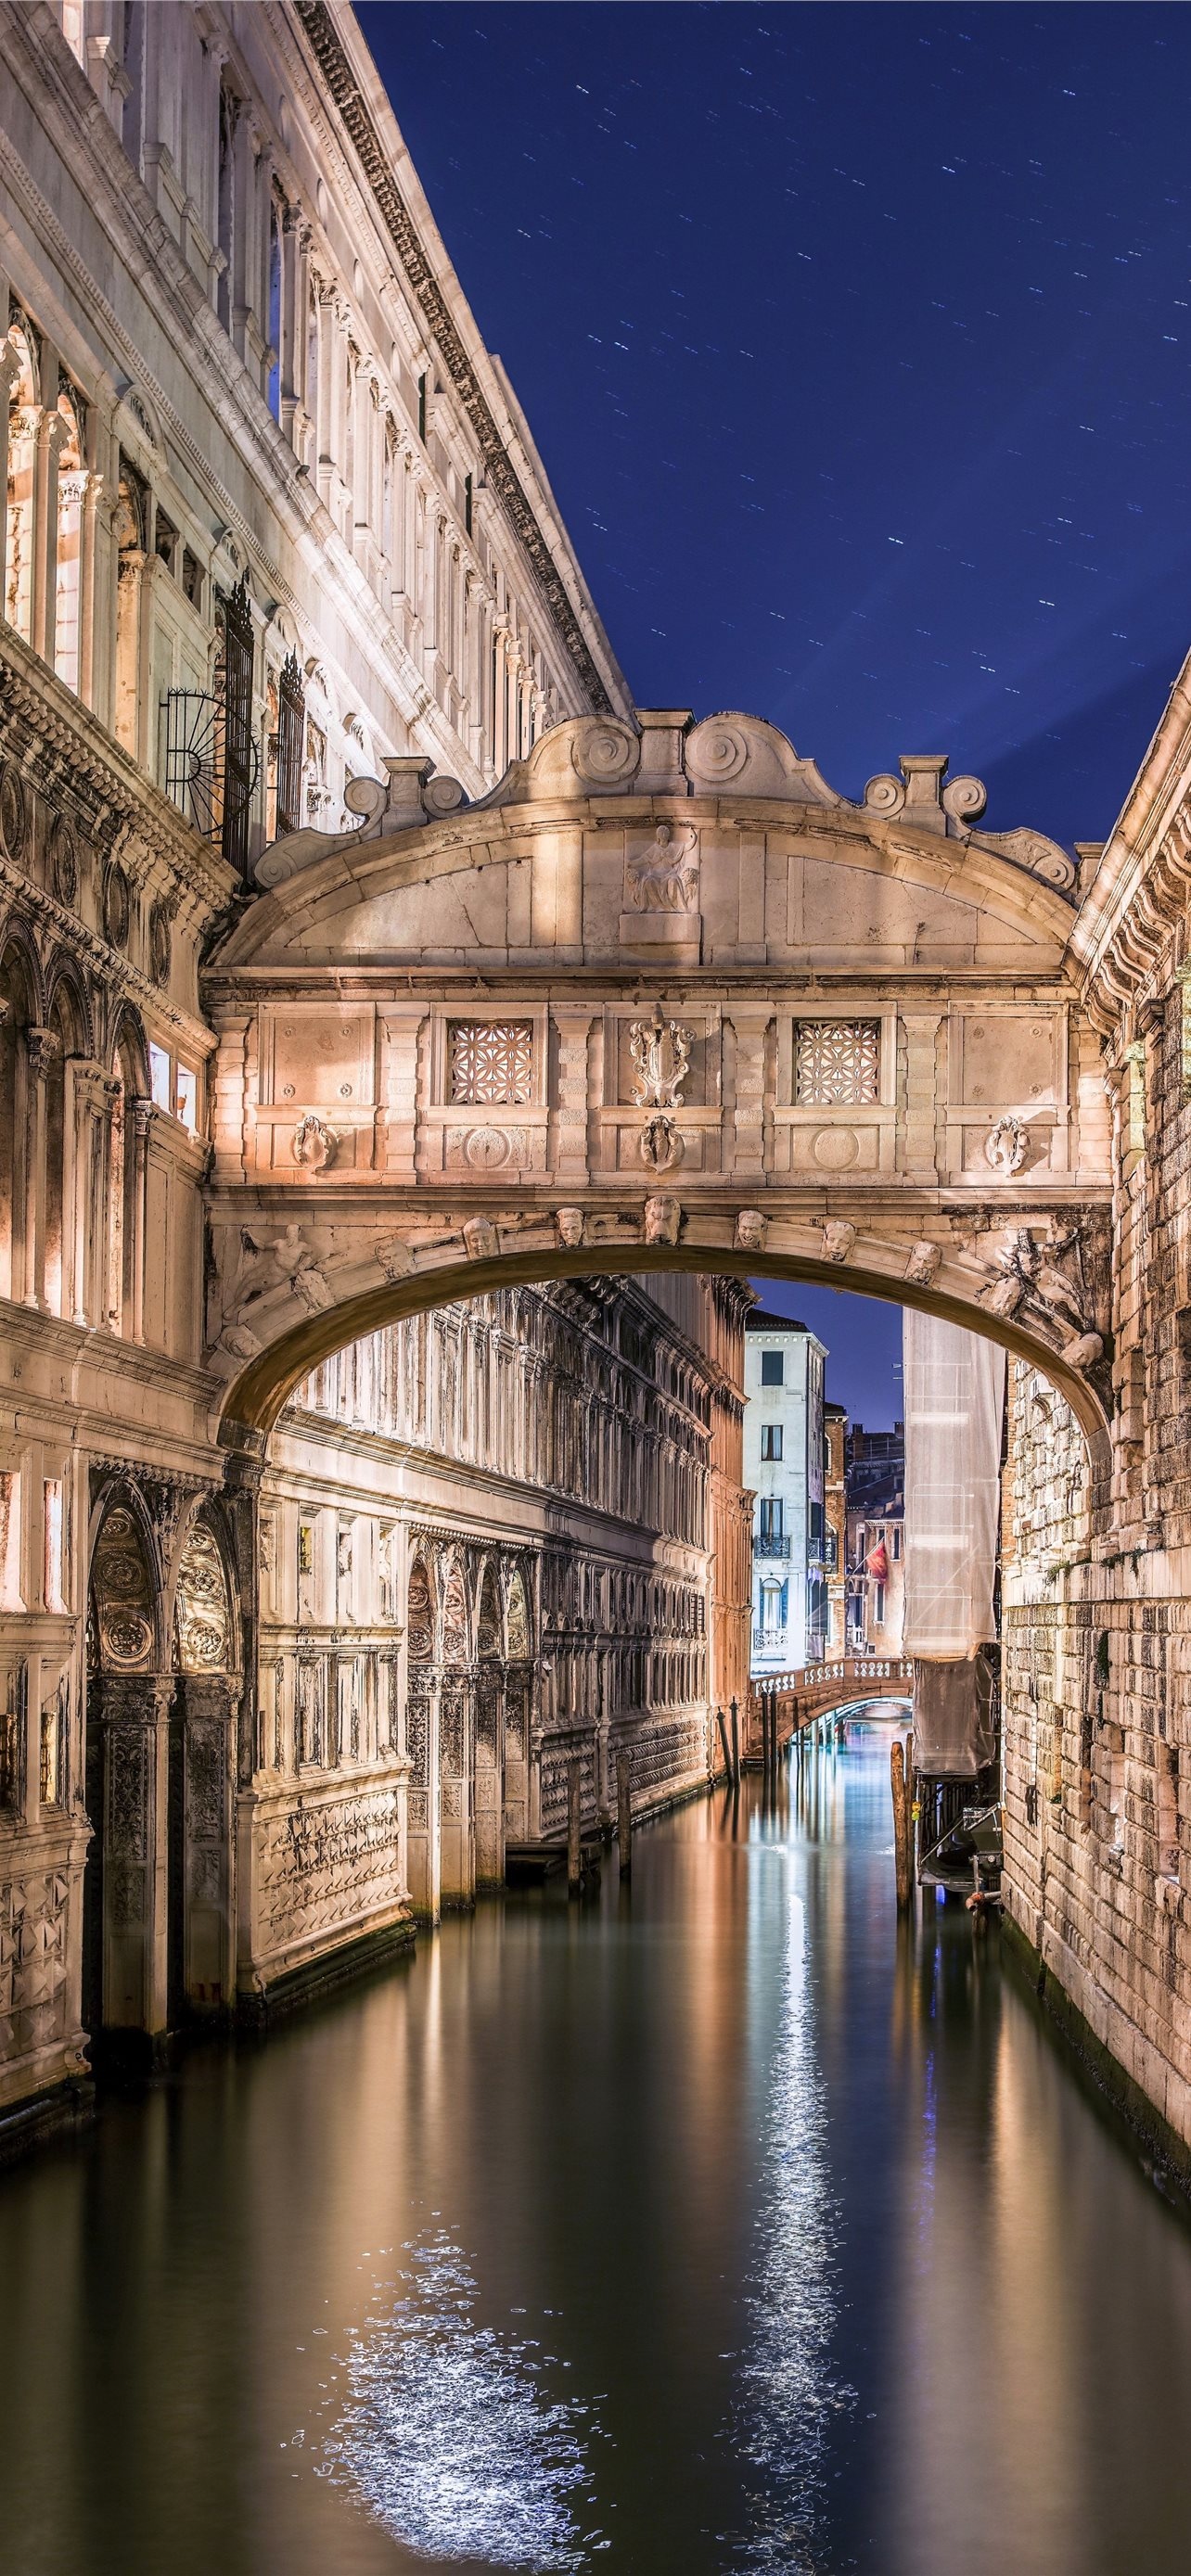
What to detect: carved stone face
<box><xmin>823</xmin><ymin>1220</ymin><xmax>856</xmax><ymax>1264</ymax></box>
<box><xmin>556</xmin><ymin>1207</ymin><xmax>585</xmax><ymax>1248</ymax></box>
<box><xmin>644</xmin><ymin>1194</ymin><xmax>681</xmax><ymax>1246</ymax></box>
<box><xmin>735</xmin><ymin>1210</ymin><xmax>767</xmax><ymax>1253</ymax></box>
<box><xmin>463</xmin><ymin>1217</ymin><xmax>499</xmax><ymax>1261</ymax></box>
<box><xmin>904</xmin><ymin>1241</ymin><xmax>941</xmax><ymax>1287</ymax></box>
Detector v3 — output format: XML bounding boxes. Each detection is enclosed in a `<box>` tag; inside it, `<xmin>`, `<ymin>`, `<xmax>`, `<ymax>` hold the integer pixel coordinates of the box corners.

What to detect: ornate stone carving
<box><xmin>463</xmin><ymin>1216</ymin><xmax>499</xmax><ymax>1260</ymax></box>
<box><xmin>375</xmin><ymin>1235</ymin><xmax>415</xmax><ymax>1281</ymax></box>
<box><xmin>555</xmin><ymin>1206</ymin><xmax>585</xmax><ymax>1248</ymax></box>
<box><xmin>292</xmin><ymin>1113</ymin><xmax>338</xmax><ymax>1170</ymax></box>
<box><xmin>91</xmin><ymin>1503</ymin><xmax>155</xmax><ymax>1671</ymax></box>
<box><xmin>979</xmin><ymin>1222</ymin><xmax>1102</xmax><ymax>1346</ymax></box>
<box><xmin>984</xmin><ymin>1114</ymin><xmax>1030</xmax><ymax>1176</ymax></box>
<box><xmin>626</xmin><ymin>823</ymin><xmax>698</xmax><ymax>912</ymax></box>
<box><xmin>735</xmin><ymin>1209</ymin><xmax>768</xmax><ymax>1253</ymax></box>
<box><xmin>102</xmin><ymin>860</ymin><xmax>130</xmax><ymax>948</ymax></box>
<box><xmin>904</xmin><ymin>1241</ymin><xmax>942</xmax><ymax>1287</ymax></box>
<box><xmin>980</xmin><ymin>825</ymin><xmax>1078</xmax><ymax>893</ymax></box>
<box><xmin>822</xmin><ymin>1220</ymin><xmax>856</xmax><ymax>1265</ymax></box>
<box><xmin>449</xmin><ymin>1020</ymin><xmax>532</xmax><ymax>1106</ymax></box>
<box><xmin>643</xmin><ymin>1194</ymin><xmax>681</xmax><ymax>1246</ymax></box>
<box><xmin>796</xmin><ymin>1019</ymin><xmax>879</xmax><ymax>1106</ymax></box>
<box><xmin>148</xmin><ymin>896</ymin><xmax>173</xmax><ymax>987</ymax></box>
<box><xmin>0</xmin><ymin>762</ymin><xmax>28</xmax><ymax>862</ymax></box>
<box><xmin>175</xmin><ymin>1519</ymin><xmax>232</xmax><ymax>1673</ymax></box>
<box><xmin>628</xmin><ymin>1010</ymin><xmax>692</xmax><ymax>1107</ymax></box>
<box><xmin>640</xmin><ymin>1115</ymin><xmax>683</xmax><ymax>1173</ymax></box>
<box><xmin>446</xmin><ymin>1124</ymin><xmax>530</xmax><ymax>1172</ymax></box>
<box><xmin>46</xmin><ymin>814</ymin><xmax>77</xmax><ymax>905</ymax></box>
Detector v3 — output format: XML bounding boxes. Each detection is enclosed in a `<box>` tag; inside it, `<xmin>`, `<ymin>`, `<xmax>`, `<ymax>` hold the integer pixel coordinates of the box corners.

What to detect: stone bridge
<box><xmin>203</xmin><ymin>709</ymin><xmax>1113</xmax><ymax>1470</ymax></box>
<box><xmin>750</xmin><ymin>1658</ymin><xmax>915</xmax><ymax>1756</ymax></box>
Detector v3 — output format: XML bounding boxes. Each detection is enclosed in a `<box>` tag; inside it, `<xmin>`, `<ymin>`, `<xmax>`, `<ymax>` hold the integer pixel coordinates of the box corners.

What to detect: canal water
<box><xmin>5</xmin><ymin>1731</ymin><xmax>1191</xmax><ymax>2576</ymax></box>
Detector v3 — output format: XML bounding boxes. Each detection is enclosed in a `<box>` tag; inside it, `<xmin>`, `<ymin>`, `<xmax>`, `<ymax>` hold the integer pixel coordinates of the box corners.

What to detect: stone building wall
<box><xmin>0</xmin><ymin>0</ymin><xmax>624</xmax><ymax>2130</ymax></box>
<box><xmin>253</xmin><ymin>1275</ymin><xmax>751</xmax><ymax>1963</ymax></box>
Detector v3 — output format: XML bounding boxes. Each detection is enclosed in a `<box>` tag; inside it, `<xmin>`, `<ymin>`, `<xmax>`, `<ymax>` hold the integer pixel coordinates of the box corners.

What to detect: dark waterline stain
<box><xmin>4</xmin><ymin>1740</ymin><xmax>1191</xmax><ymax>2575</ymax></box>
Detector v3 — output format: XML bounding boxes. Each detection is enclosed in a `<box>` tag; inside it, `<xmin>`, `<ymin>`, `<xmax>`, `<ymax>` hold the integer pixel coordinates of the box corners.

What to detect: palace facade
<box><xmin>0</xmin><ymin>0</ymin><xmax>747</xmax><ymax>2141</ymax></box>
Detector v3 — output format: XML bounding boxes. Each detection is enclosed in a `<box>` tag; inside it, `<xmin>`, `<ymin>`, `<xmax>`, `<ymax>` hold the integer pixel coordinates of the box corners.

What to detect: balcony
<box><xmin>754</xmin><ymin>1534</ymin><xmax>791</xmax><ymax>1560</ymax></box>
<box><xmin>753</xmin><ymin>1626</ymin><xmax>788</xmax><ymax>1652</ymax></box>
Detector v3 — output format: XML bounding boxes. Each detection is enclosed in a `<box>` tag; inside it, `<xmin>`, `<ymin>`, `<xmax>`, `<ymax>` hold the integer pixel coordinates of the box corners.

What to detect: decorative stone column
<box><xmin>439</xmin><ymin>1670</ymin><xmax>474</xmax><ymax>1908</ymax></box>
<box><xmin>31</xmin><ymin>405</ymin><xmax>68</xmax><ymax>665</ymax></box>
<box><xmin>96</xmin><ymin>1673</ymin><xmax>173</xmax><ymax>2041</ymax></box>
<box><xmin>22</xmin><ymin>1025</ymin><xmax>58</xmax><ymax>1312</ymax></box>
<box><xmin>0</xmin><ymin>340</ymin><xmax>25</xmax><ymax>620</ymax></box>
<box><xmin>177</xmin><ymin>1675</ymin><xmax>236</xmax><ymax>2013</ymax></box>
<box><xmin>128</xmin><ymin>1094</ymin><xmax>153</xmax><ymax>1344</ymax></box>
<box><xmin>727</xmin><ymin>1009</ymin><xmax>772</xmax><ymax>1180</ymax></box>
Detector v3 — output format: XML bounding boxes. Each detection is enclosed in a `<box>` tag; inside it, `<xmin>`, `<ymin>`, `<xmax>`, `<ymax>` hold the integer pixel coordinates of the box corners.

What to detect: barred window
<box><xmin>449</xmin><ymin>1020</ymin><xmax>533</xmax><ymax>1105</ymax></box>
<box><xmin>795</xmin><ymin>1018</ymin><xmax>880</xmax><ymax>1105</ymax></box>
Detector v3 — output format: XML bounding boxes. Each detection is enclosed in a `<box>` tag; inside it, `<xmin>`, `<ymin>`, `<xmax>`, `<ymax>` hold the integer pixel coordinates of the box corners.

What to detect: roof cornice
<box><xmin>289</xmin><ymin>0</ymin><xmax>619</xmax><ymax>718</ymax></box>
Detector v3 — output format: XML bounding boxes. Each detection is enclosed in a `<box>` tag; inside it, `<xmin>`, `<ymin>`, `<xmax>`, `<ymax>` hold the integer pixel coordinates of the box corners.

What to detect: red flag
<box><xmin>865</xmin><ymin>1541</ymin><xmax>890</xmax><ymax>1582</ymax></box>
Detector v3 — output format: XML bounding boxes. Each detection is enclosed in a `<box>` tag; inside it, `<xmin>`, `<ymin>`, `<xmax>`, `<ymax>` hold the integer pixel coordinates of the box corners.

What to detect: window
<box><xmin>795</xmin><ymin>1017</ymin><xmax>880</xmax><ymax>1106</ymax></box>
<box><xmin>761</xmin><ymin>1349</ymin><xmax>784</xmax><ymax>1386</ymax></box>
<box><xmin>417</xmin><ymin>371</ymin><xmax>428</xmax><ymax>440</ymax></box>
<box><xmin>174</xmin><ymin>1066</ymin><xmax>197</xmax><ymax>1134</ymax></box>
<box><xmin>464</xmin><ymin>472</ymin><xmax>473</xmax><ymax>538</ymax></box>
<box><xmin>449</xmin><ymin>1020</ymin><xmax>532</xmax><ymax>1106</ymax></box>
<box><xmin>892</xmin><ymin>1524</ymin><xmax>902</xmax><ymax>1560</ymax></box>
<box><xmin>148</xmin><ymin>1042</ymin><xmax>171</xmax><ymax>1111</ymax></box>
<box><xmin>759</xmin><ymin>1498</ymin><xmax>785</xmax><ymax>1542</ymax></box>
<box><xmin>43</xmin><ymin>1480</ymin><xmax>64</xmax><ymax>1613</ymax></box>
<box><xmin>761</xmin><ymin>1424</ymin><xmax>783</xmax><ymax>1462</ymax></box>
<box><xmin>275</xmin><ymin>651</ymin><xmax>305</xmax><ymax>835</ymax></box>
<box><xmin>874</xmin><ymin>1583</ymin><xmax>886</xmax><ymax>1625</ymax></box>
<box><xmin>809</xmin><ymin>1500</ymin><xmax>824</xmax><ymax>1545</ymax></box>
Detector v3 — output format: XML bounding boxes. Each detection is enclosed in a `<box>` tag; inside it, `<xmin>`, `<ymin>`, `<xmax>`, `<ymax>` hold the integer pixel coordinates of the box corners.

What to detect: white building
<box><xmin>743</xmin><ymin>1312</ymin><xmax>827</xmax><ymax>1676</ymax></box>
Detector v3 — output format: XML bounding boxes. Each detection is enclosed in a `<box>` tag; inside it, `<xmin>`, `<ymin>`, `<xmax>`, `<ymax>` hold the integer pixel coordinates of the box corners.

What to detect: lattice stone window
<box><xmin>449</xmin><ymin>1020</ymin><xmax>533</xmax><ymax>1105</ymax></box>
<box><xmin>795</xmin><ymin>1018</ymin><xmax>880</xmax><ymax>1106</ymax></box>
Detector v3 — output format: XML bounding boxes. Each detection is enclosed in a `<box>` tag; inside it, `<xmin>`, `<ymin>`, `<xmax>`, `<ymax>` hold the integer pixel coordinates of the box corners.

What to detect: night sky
<box><xmin>364</xmin><ymin>1</ymin><xmax>1190</xmax><ymax>1423</ymax></box>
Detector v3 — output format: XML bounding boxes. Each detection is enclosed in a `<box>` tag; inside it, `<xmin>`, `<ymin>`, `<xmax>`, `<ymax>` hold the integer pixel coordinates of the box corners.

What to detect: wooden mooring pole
<box><xmin>567</xmin><ymin>1756</ymin><xmax>583</xmax><ymax>1897</ymax></box>
<box><xmin>616</xmin><ymin>1748</ymin><xmax>633</xmax><ymax>1878</ymax></box>
<box><xmin>716</xmin><ymin>1706</ymin><xmax>734</xmax><ymax>1783</ymax></box>
<box><xmin>730</xmin><ymin>1696</ymin><xmax>740</xmax><ymax>1786</ymax></box>
<box><xmin>890</xmin><ymin>1735</ymin><xmax>912</xmax><ymax>1912</ymax></box>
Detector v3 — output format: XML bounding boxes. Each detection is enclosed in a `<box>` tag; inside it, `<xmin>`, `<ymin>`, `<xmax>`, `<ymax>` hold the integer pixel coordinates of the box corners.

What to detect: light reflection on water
<box><xmin>7</xmin><ymin>1736</ymin><xmax>1191</xmax><ymax>2574</ymax></box>
<box><xmin>315</xmin><ymin>2231</ymin><xmax>608</xmax><ymax>2570</ymax></box>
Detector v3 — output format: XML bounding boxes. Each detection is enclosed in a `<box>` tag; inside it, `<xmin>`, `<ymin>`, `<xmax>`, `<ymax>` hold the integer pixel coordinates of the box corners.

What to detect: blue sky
<box><xmin>365</xmin><ymin>1</ymin><xmax>1187</xmax><ymax>1417</ymax></box>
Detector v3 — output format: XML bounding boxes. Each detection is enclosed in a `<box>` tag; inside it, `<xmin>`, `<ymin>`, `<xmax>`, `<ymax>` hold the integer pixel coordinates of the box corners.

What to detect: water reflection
<box><xmin>5</xmin><ymin>1735</ymin><xmax>1191</xmax><ymax>2574</ymax></box>
<box><xmin>726</xmin><ymin>1806</ymin><xmax>852</xmax><ymax>2573</ymax></box>
<box><xmin>315</xmin><ymin>2230</ymin><xmax>608</xmax><ymax>2569</ymax></box>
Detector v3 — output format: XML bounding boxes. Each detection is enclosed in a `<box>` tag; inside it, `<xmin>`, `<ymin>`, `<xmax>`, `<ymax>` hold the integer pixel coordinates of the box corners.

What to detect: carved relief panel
<box><xmin>946</xmin><ymin>1006</ymin><xmax>1069</xmax><ymax>1180</ymax></box>
<box><xmin>598</xmin><ymin>1003</ymin><xmax>721</xmax><ymax>1179</ymax></box>
<box><xmin>255</xmin><ymin>1002</ymin><xmax>377</xmax><ymax>1175</ymax></box>
<box><xmin>771</xmin><ymin>1009</ymin><xmax>897</xmax><ymax>1179</ymax></box>
<box><xmin>421</xmin><ymin>1004</ymin><xmax>549</xmax><ymax>1180</ymax></box>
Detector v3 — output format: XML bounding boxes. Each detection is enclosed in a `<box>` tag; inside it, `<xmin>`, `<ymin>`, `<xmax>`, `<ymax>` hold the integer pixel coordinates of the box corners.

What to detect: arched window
<box><xmin>113</xmin><ymin>467</ymin><xmax>145</xmax><ymax>756</ymax></box>
<box><xmin>109</xmin><ymin>1017</ymin><xmax>147</xmax><ymax>1337</ymax></box>
<box><xmin>43</xmin><ymin>974</ymin><xmax>84</xmax><ymax>1320</ymax></box>
<box><xmin>267</xmin><ymin>200</ymin><xmax>282</xmax><ymax>422</ymax></box>
<box><xmin>5</xmin><ymin>327</ymin><xmax>38</xmax><ymax>644</ymax></box>
<box><xmin>0</xmin><ymin>939</ymin><xmax>33</xmax><ymax>1303</ymax></box>
<box><xmin>54</xmin><ymin>389</ymin><xmax>84</xmax><ymax>693</ymax></box>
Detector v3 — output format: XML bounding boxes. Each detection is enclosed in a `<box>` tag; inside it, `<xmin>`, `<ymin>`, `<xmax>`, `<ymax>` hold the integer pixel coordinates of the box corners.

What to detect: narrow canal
<box><xmin>5</xmin><ymin>1730</ymin><xmax>1191</xmax><ymax>2576</ymax></box>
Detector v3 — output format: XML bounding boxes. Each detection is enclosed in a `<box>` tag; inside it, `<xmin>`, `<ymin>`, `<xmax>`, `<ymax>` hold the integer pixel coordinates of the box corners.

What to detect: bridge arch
<box><xmin>202</xmin><ymin>708</ymin><xmax>1113</xmax><ymax>1495</ymax></box>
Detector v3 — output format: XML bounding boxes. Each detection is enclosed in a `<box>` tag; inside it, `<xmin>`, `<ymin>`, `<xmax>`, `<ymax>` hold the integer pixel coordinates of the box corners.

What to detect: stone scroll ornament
<box><xmin>984</xmin><ymin>1114</ymin><xmax>1030</xmax><ymax>1176</ymax></box>
<box><xmin>627</xmin><ymin>823</ymin><xmax>699</xmax><ymax>912</ymax></box>
<box><xmin>292</xmin><ymin>1113</ymin><xmax>338</xmax><ymax>1170</ymax></box>
<box><xmin>640</xmin><ymin>1115</ymin><xmax>683</xmax><ymax>1173</ymax></box>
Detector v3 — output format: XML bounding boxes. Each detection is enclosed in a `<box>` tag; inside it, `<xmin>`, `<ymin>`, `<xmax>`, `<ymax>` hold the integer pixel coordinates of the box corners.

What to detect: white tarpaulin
<box><xmin>902</xmin><ymin>1308</ymin><xmax>1005</xmax><ymax>1659</ymax></box>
